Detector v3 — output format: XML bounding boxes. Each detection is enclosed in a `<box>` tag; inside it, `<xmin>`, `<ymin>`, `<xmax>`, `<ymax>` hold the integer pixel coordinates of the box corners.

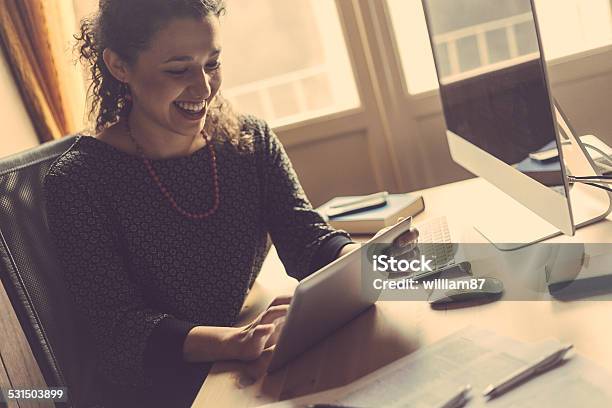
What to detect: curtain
<box><xmin>0</xmin><ymin>0</ymin><xmax>86</xmax><ymax>143</ymax></box>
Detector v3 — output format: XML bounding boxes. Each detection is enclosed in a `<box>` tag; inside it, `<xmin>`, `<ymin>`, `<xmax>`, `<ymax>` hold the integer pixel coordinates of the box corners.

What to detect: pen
<box><xmin>483</xmin><ymin>344</ymin><xmax>573</xmax><ymax>399</ymax></box>
<box><xmin>436</xmin><ymin>384</ymin><xmax>471</xmax><ymax>408</ymax></box>
<box><xmin>329</xmin><ymin>191</ymin><xmax>388</xmax><ymax>208</ymax></box>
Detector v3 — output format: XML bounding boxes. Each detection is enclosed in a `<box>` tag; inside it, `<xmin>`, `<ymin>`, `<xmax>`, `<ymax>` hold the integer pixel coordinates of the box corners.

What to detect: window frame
<box><xmin>385</xmin><ymin>0</ymin><xmax>612</xmax><ymax>101</ymax></box>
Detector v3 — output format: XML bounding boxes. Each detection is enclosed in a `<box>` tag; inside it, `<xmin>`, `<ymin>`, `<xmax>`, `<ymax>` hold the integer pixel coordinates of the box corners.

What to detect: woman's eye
<box><xmin>165</xmin><ymin>62</ymin><xmax>220</xmax><ymax>76</ymax></box>
<box><xmin>206</xmin><ymin>61</ymin><xmax>221</xmax><ymax>71</ymax></box>
<box><xmin>166</xmin><ymin>69</ymin><xmax>188</xmax><ymax>75</ymax></box>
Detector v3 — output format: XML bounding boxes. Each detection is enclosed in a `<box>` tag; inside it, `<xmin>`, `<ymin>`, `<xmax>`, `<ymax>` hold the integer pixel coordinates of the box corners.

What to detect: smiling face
<box><xmin>108</xmin><ymin>15</ymin><xmax>223</xmax><ymax>138</ymax></box>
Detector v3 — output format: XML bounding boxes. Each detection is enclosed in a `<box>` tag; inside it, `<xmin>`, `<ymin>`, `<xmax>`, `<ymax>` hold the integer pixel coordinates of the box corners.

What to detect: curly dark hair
<box><xmin>74</xmin><ymin>0</ymin><xmax>251</xmax><ymax>151</ymax></box>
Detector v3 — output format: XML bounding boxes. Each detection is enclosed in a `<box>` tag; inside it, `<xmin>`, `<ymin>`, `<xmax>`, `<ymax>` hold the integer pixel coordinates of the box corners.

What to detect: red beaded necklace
<box><xmin>125</xmin><ymin>121</ymin><xmax>220</xmax><ymax>220</ymax></box>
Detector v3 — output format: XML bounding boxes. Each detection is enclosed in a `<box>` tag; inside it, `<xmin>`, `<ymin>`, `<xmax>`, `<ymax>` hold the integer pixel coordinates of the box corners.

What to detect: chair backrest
<box><xmin>0</xmin><ymin>136</ymin><xmax>100</xmax><ymax>407</ymax></box>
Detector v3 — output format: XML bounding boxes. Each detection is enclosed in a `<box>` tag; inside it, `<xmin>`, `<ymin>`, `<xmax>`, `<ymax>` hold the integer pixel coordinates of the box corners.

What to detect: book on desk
<box><xmin>318</xmin><ymin>193</ymin><xmax>425</xmax><ymax>234</ymax></box>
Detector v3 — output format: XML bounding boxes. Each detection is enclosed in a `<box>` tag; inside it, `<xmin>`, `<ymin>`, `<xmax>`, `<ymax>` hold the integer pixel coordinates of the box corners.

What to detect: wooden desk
<box><xmin>192</xmin><ymin>178</ymin><xmax>612</xmax><ymax>407</ymax></box>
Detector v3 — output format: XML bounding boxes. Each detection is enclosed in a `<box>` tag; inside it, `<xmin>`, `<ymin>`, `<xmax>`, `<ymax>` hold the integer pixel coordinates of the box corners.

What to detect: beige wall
<box><xmin>288</xmin><ymin>130</ymin><xmax>378</xmax><ymax>207</ymax></box>
<box><xmin>0</xmin><ymin>47</ymin><xmax>38</xmax><ymax>158</ymax></box>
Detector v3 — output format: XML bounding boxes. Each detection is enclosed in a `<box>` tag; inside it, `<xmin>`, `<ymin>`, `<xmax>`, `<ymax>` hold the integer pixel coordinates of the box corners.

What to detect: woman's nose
<box><xmin>191</xmin><ymin>68</ymin><xmax>212</xmax><ymax>100</ymax></box>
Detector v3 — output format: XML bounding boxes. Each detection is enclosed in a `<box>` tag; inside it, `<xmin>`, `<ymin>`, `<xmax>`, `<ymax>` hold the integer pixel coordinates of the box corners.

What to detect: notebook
<box><xmin>318</xmin><ymin>193</ymin><xmax>425</xmax><ymax>234</ymax></box>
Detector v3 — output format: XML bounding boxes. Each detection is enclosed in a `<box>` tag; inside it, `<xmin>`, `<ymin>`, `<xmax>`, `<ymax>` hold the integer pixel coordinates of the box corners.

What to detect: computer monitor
<box><xmin>421</xmin><ymin>0</ymin><xmax>611</xmax><ymax>248</ymax></box>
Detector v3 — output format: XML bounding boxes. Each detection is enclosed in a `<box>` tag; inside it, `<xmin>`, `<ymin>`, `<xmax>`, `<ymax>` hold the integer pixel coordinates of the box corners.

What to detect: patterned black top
<box><xmin>43</xmin><ymin>116</ymin><xmax>351</xmax><ymax>406</ymax></box>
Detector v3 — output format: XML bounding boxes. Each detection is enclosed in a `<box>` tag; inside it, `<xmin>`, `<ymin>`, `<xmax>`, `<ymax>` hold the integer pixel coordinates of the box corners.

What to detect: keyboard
<box><xmin>414</xmin><ymin>216</ymin><xmax>456</xmax><ymax>271</ymax></box>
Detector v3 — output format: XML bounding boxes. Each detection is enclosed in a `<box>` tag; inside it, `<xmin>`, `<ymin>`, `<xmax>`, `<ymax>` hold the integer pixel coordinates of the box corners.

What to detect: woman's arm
<box><xmin>254</xmin><ymin>118</ymin><xmax>352</xmax><ymax>280</ymax></box>
<box><xmin>182</xmin><ymin>326</ymin><xmax>235</xmax><ymax>362</ymax></box>
<box><xmin>182</xmin><ymin>300</ymin><xmax>290</xmax><ymax>362</ymax></box>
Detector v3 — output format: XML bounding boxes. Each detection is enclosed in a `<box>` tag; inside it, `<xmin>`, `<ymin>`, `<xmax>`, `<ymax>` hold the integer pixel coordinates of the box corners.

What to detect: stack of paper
<box><xmin>260</xmin><ymin>327</ymin><xmax>612</xmax><ymax>407</ymax></box>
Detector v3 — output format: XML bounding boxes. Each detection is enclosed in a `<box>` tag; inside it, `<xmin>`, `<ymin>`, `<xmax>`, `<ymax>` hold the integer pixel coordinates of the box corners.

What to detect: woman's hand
<box><xmin>182</xmin><ymin>295</ymin><xmax>292</xmax><ymax>363</ymax></box>
<box><xmin>228</xmin><ymin>295</ymin><xmax>292</xmax><ymax>361</ymax></box>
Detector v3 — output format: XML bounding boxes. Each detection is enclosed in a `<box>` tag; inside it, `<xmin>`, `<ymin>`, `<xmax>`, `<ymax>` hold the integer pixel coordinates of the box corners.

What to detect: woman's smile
<box><xmin>173</xmin><ymin>100</ymin><xmax>208</xmax><ymax>121</ymax></box>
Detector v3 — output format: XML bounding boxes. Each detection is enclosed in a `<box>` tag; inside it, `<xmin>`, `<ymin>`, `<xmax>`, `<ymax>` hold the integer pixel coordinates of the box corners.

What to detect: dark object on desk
<box><xmin>429</xmin><ymin>276</ymin><xmax>503</xmax><ymax>307</ymax></box>
<box><xmin>415</xmin><ymin>261</ymin><xmax>471</xmax><ymax>282</ymax></box>
<box><xmin>318</xmin><ymin>193</ymin><xmax>425</xmax><ymax>234</ymax></box>
<box><xmin>548</xmin><ymin>273</ymin><xmax>612</xmax><ymax>301</ymax></box>
<box><xmin>547</xmin><ymin>249</ymin><xmax>612</xmax><ymax>301</ymax></box>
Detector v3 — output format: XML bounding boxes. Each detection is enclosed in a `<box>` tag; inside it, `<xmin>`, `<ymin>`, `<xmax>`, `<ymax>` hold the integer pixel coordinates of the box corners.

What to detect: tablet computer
<box><xmin>267</xmin><ymin>216</ymin><xmax>413</xmax><ymax>372</ymax></box>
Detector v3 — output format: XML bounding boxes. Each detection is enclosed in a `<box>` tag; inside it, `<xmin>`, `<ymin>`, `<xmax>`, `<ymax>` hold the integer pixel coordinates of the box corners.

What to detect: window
<box><xmin>387</xmin><ymin>0</ymin><xmax>612</xmax><ymax>95</ymax></box>
<box><xmin>73</xmin><ymin>0</ymin><xmax>360</xmax><ymax>128</ymax></box>
<box><xmin>221</xmin><ymin>0</ymin><xmax>360</xmax><ymax>126</ymax></box>
<box><xmin>535</xmin><ymin>0</ymin><xmax>612</xmax><ymax>59</ymax></box>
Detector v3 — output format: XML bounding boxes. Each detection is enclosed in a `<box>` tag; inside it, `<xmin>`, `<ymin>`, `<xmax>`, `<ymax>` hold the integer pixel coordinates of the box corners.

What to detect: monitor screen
<box><xmin>422</xmin><ymin>0</ymin><xmax>566</xmax><ymax>192</ymax></box>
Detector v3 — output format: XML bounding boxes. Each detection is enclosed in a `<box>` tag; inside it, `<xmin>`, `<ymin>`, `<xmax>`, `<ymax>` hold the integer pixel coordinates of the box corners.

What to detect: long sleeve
<box><xmin>43</xmin><ymin>171</ymin><xmax>194</xmax><ymax>388</ymax></box>
<box><xmin>253</xmin><ymin>118</ymin><xmax>352</xmax><ymax>280</ymax></box>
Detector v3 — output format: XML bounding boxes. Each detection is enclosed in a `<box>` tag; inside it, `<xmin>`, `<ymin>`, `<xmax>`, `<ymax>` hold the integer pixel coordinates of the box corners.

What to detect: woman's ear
<box><xmin>102</xmin><ymin>48</ymin><xmax>130</xmax><ymax>83</ymax></box>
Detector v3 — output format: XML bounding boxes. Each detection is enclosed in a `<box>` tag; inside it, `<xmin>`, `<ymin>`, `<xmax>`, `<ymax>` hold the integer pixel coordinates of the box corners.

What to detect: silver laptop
<box><xmin>267</xmin><ymin>217</ymin><xmax>414</xmax><ymax>372</ymax></box>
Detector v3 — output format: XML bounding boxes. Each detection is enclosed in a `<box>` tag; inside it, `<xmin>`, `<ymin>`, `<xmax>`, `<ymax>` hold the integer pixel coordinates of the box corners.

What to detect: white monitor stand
<box><xmin>468</xmin><ymin>102</ymin><xmax>612</xmax><ymax>250</ymax></box>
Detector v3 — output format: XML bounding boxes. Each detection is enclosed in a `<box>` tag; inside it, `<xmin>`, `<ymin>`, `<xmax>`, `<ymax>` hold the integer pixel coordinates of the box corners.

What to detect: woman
<box><xmin>43</xmin><ymin>0</ymin><xmax>356</xmax><ymax>406</ymax></box>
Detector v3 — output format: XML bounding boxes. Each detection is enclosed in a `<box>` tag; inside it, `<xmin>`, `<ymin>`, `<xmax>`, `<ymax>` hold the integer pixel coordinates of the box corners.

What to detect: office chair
<box><xmin>0</xmin><ymin>136</ymin><xmax>101</xmax><ymax>407</ymax></box>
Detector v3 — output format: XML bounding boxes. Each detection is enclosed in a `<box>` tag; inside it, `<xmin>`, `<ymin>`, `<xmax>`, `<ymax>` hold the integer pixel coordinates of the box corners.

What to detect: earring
<box><xmin>122</xmin><ymin>82</ymin><xmax>132</xmax><ymax>101</ymax></box>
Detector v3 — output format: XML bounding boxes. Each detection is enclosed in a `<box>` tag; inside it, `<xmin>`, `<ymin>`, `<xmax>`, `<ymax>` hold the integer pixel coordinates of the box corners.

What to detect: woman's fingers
<box><xmin>246</xmin><ymin>301</ymin><xmax>290</xmax><ymax>328</ymax></box>
<box><xmin>241</xmin><ymin>312</ymin><xmax>286</xmax><ymax>361</ymax></box>
<box><xmin>238</xmin><ymin>300</ymin><xmax>290</xmax><ymax>361</ymax></box>
<box><xmin>251</xmin><ymin>324</ymin><xmax>275</xmax><ymax>349</ymax></box>
<box><xmin>260</xmin><ymin>304</ymin><xmax>289</xmax><ymax>324</ymax></box>
<box><xmin>264</xmin><ymin>317</ymin><xmax>285</xmax><ymax>349</ymax></box>
<box><xmin>235</xmin><ymin>324</ymin><xmax>273</xmax><ymax>361</ymax></box>
<box><xmin>252</xmin><ymin>323</ymin><xmax>275</xmax><ymax>337</ymax></box>
<box><xmin>269</xmin><ymin>294</ymin><xmax>293</xmax><ymax>307</ymax></box>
